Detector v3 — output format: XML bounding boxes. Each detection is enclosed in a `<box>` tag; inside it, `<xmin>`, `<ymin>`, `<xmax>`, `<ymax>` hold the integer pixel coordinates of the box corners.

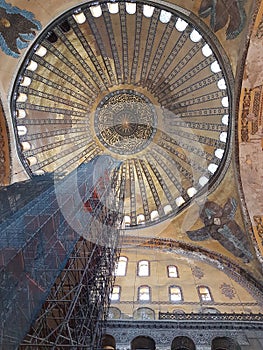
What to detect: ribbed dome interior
<box><xmin>12</xmin><ymin>1</ymin><xmax>232</xmax><ymax>227</ymax></box>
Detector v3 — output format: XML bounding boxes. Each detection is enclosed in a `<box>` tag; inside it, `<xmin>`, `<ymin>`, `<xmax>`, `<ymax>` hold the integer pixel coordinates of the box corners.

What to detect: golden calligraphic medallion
<box><xmin>94</xmin><ymin>90</ymin><xmax>157</xmax><ymax>155</ymax></box>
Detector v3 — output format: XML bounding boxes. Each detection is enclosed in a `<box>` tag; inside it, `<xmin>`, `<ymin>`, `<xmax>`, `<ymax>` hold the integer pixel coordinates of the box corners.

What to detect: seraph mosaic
<box><xmin>0</xmin><ymin>0</ymin><xmax>41</xmax><ymax>58</ymax></box>
<box><xmin>186</xmin><ymin>198</ymin><xmax>253</xmax><ymax>263</ymax></box>
<box><xmin>198</xmin><ymin>0</ymin><xmax>246</xmax><ymax>39</ymax></box>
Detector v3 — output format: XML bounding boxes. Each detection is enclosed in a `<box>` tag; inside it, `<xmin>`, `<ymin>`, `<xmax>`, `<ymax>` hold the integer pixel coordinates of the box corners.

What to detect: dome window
<box><xmin>150</xmin><ymin>210</ymin><xmax>159</xmax><ymax>221</ymax></box>
<box><xmin>187</xmin><ymin>187</ymin><xmax>197</xmax><ymax>197</ymax></box>
<box><xmin>126</xmin><ymin>3</ymin><xmax>136</xmax><ymax>15</ymax></box>
<box><xmin>175</xmin><ymin>196</ymin><xmax>185</xmax><ymax>207</ymax></box>
<box><xmin>73</xmin><ymin>11</ymin><xmax>86</xmax><ymax>24</ymax></box>
<box><xmin>17</xmin><ymin>93</ymin><xmax>27</xmax><ymax>103</ymax></box>
<box><xmin>217</xmin><ymin>78</ymin><xmax>226</xmax><ymax>90</ymax></box>
<box><xmin>21</xmin><ymin>141</ymin><xmax>31</xmax><ymax>151</ymax></box>
<box><xmin>143</xmin><ymin>5</ymin><xmax>154</xmax><ymax>18</ymax></box>
<box><xmin>26</xmin><ymin>60</ymin><xmax>38</xmax><ymax>71</ymax></box>
<box><xmin>160</xmin><ymin>10</ymin><xmax>172</xmax><ymax>24</ymax></box>
<box><xmin>215</xmin><ymin>148</ymin><xmax>224</xmax><ymax>159</ymax></box>
<box><xmin>199</xmin><ymin>176</ymin><xmax>209</xmax><ymax>186</ymax></box>
<box><xmin>20</xmin><ymin>76</ymin><xmax>31</xmax><ymax>87</ymax></box>
<box><xmin>107</xmin><ymin>3</ymin><xmax>119</xmax><ymax>14</ymax></box>
<box><xmin>16</xmin><ymin>109</ymin><xmax>26</xmax><ymax>119</ymax></box>
<box><xmin>220</xmin><ymin>131</ymin><xmax>227</xmax><ymax>143</ymax></box>
<box><xmin>222</xmin><ymin>114</ymin><xmax>229</xmax><ymax>125</ymax></box>
<box><xmin>35</xmin><ymin>45</ymin><xmax>47</xmax><ymax>57</ymax></box>
<box><xmin>90</xmin><ymin>5</ymin><xmax>102</xmax><ymax>18</ymax></box>
<box><xmin>202</xmin><ymin>43</ymin><xmax>212</xmax><ymax>57</ymax></box>
<box><xmin>221</xmin><ymin>96</ymin><xmax>229</xmax><ymax>107</ymax></box>
<box><xmin>190</xmin><ymin>29</ymin><xmax>202</xmax><ymax>42</ymax></box>
<box><xmin>208</xmin><ymin>163</ymin><xmax>218</xmax><ymax>174</ymax></box>
<box><xmin>27</xmin><ymin>156</ymin><xmax>38</xmax><ymax>166</ymax></box>
<box><xmin>211</xmin><ymin>61</ymin><xmax>221</xmax><ymax>73</ymax></box>
<box><xmin>175</xmin><ymin>18</ymin><xmax>188</xmax><ymax>31</ymax></box>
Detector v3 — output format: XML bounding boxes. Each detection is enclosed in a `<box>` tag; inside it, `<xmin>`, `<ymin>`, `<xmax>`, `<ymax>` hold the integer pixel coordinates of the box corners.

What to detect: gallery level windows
<box><xmin>138</xmin><ymin>285</ymin><xmax>151</xmax><ymax>302</ymax></box>
<box><xmin>110</xmin><ymin>286</ymin><xmax>121</xmax><ymax>302</ymax></box>
<box><xmin>169</xmin><ymin>286</ymin><xmax>183</xmax><ymax>302</ymax></box>
<box><xmin>138</xmin><ymin>260</ymin><xmax>150</xmax><ymax>277</ymax></box>
<box><xmin>114</xmin><ymin>256</ymin><xmax>128</xmax><ymax>276</ymax></box>
<box><xmin>198</xmin><ymin>286</ymin><xmax>213</xmax><ymax>302</ymax></box>
<box><xmin>167</xmin><ymin>265</ymin><xmax>179</xmax><ymax>278</ymax></box>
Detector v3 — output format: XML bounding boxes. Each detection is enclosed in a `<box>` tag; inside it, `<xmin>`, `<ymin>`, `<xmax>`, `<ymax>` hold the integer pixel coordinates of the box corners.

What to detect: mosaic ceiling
<box><xmin>11</xmin><ymin>0</ymin><xmax>233</xmax><ymax>227</ymax></box>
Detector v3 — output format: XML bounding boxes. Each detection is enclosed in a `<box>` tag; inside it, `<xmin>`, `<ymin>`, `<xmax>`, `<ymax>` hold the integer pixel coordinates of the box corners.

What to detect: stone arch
<box><xmin>101</xmin><ymin>334</ymin><xmax>116</xmax><ymax>349</ymax></box>
<box><xmin>211</xmin><ymin>337</ymin><xmax>241</xmax><ymax>350</ymax></box>
<box><xmin>171</xmin><ymin>336</ymin><xmax>196</xmax><ymax>350</ymax></box>
<box><xmin>131</xmin><ymin>335</ymin><xmax>156</xmax><ymax>350</ymax></box>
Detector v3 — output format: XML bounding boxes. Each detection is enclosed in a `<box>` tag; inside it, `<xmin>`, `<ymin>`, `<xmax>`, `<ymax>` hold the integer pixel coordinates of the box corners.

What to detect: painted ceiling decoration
<box><xmin>186</xmin><ymin>197</ymin><xmax>253</xmax><ymax>262</ymax></box>
<box><xmin>0</xmin><ymin>102</ymin><xmax>11</xmax><ymax>186</ymax></box>
<box><xmin>0</xmin><ymin>0</ymin><xmax>41</xmax><ymax>58</ymax></box>
<box><xmin>198</xmin><ymin>0</ymin><xmax>246</xmax><ymax>39</ymax></box>
<box><xmin>11</xmin><ymin>0</ymin><xmax>234</xmax><ymax>228</ymax></box>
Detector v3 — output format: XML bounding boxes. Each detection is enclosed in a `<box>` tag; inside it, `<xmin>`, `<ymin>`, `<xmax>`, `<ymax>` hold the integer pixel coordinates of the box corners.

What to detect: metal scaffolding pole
<box><xmin>0</xmin><ymin>155</ymin><xmax>122</xmax><ymax>350</ymax></box>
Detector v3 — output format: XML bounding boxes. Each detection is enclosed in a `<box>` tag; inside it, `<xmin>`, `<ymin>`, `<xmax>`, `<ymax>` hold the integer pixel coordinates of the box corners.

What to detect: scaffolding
<box><xmin>19</xmin><ymin>236</ymin><xmax>119</xmax><ymax>349</ymax></box>
<box><xmin>0</xmin><ymin>155</ymin><xmax>122</xmax><ymax>349</ymax></box>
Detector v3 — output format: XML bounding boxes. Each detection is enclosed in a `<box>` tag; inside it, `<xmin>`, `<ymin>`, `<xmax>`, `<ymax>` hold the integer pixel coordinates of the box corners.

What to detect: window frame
<box><xmin>167</xmin><ymin>265</ymin><xmax>179</xmax><ymax>278</ymax></box>
<box><xmin>169</xmin><ymin>285</ymin><xmax>183</xmax><ymax>303</ymax></box>
<box><xmin>137</xmin><ymin>260</ymin><xmax>150</xmax><ymax>277</ymax></box>
<box><xmin>110</xmin><ymin>285</ymin><xmax>121</xmax><ymax>302</ymax></box>
<box><xmin>197</xmin><ymin>285</ymin><xmax>213</xmax><ymax>302</ymax></box>
<box><xmin>114</xmin><ymin>256</ymin><xmax>128</xmax><ymax>277</ymax></box>
<box><xmin>138</xmin><ymin>285</ymin><xmax>151</xmax><ymax>302</ymax></box>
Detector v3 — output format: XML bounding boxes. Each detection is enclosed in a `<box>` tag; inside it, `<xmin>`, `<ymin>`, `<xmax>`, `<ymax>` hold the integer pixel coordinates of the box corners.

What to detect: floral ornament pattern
<box><xmin>220</xmin><ymin>282</ymin><xmax>236</xmax><ymax>299</ymax></box>
<box><xmin>0</xmin><ymin>0</ymin><xmax>41</xmax><ymax>58</ymax></box>
<box><xmin>198</xmin><ymin>0</ymin><xmax>246</xmax><ymax>40</ymax></box>
<box><xmin>186</xmin><ymin>197</ymin><xmax>253</xmax><ymax>263</ymax></box>
<box><xmin>191</xmin><ymin>266</ymin><xmax>204</xmax><ymax>279</ymax></box>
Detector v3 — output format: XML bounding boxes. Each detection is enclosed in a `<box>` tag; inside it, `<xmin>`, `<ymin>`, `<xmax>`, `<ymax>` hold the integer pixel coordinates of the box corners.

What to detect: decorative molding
<box><xmin>254</xmin><ymin>216</ymin><xmax>263</xmax><ymax>246</ymax></box>
<box><xmin>105</xmin><ymin>317</ymin><xmax>257</xmax><ymax>347</ymax></box>
<box><xmin>0</xmin><ymin>102</ymin><xmax>10</xmax><ymax>186</ymax></box>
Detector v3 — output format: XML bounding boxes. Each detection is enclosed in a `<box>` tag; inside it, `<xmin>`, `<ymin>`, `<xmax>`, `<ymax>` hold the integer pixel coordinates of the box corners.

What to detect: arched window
<box><xmin>202</xmin><ymin>307</ymin><xmax>220</xmax><ymax>314</ymax></box>
<box><xmin>110</xmin><ymin>286</ymin><xmax>120</xmax><ymax>302</ymax></box>
<box><xmin>114</xmin><ymin>256</ymin><xmax>128</xmax><ymax>276</ymax></box>
<box><xmin>133</xmin><ymin>307</ymin><xmax>155</xmax><ymax>320</ymax></box>
<box><xmin>169</xmin><ymin>286</ymin><xmax>183</xmax><ymax>302</ymax></box>
<box><xmin>131</xmin><ymin>336</ymin><xmax>155</xmax><ymax>350</ymax></box>
<box><xmin>167</xmin><ymin>265</ymin><xmax>179</xmax><ymax>278</ymax></box>
<box><xmin>138</xmin><ymin>285</ymin><xmax>151</xmax><ymax>302</ymax></box>
<box><xmin>101</xmin><ymin>334</ymin><xmax>116</xmax><ymax>349</ymax></box>
<box><xmin>107</xmin><ymin>307</ymin><xmax>121</xmax><ymax>320</ymax></box>
<box><xmin>17</xmin><ymin>125</ymin><xmax>27</xmax><ymax>136</ymax></box>
<box><xmin>172</xmin><ymin>309</ymin><xmax>185</xmax><ymax>315</ymax></box>
<box><xmin>211</xmin><ymin>337</ymin><xmax>241</xmax><ymax>350</ymax></box>
<box><xmin>138</xmin><ymin>260</ymin><xmax>150</xmax><ymax>277</ymax></box>
<box><xmin>197</xmin><ymin>286</ymin><xmax>213</xmax><ymax>302</ymax></box>
<box><xmin>171</xmin><ymin>336</ymin><xmax>196</xmax><ymax>350</ymax></box>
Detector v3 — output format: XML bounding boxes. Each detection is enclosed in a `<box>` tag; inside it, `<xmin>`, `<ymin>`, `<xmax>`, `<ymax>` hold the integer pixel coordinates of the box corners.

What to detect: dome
<box><xmin>11</xmin><ymin>0</ymin><xmax>232</xmax><ymax>227</ymax></box>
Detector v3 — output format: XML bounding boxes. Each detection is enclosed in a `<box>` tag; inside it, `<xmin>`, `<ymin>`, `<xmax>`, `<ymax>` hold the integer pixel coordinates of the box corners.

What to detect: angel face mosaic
<box><xmin>11</xmin><ymin>0</ymin><xmax>233</xmax><ymax>227</ymax></box>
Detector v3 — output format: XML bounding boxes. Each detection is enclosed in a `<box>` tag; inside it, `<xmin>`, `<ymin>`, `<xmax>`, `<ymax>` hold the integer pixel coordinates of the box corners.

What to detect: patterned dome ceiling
<box><xmin>11</xmin><ymin>0</ymin><xmax>233</xmax><ymax>228</ymax></box>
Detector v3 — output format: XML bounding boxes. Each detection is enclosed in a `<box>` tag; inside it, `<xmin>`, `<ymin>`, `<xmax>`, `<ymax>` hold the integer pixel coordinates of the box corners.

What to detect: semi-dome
<box><xmin>11</xmin><ymin>0</ymin><xmax>233</xmax><ymax>227</ymax></box>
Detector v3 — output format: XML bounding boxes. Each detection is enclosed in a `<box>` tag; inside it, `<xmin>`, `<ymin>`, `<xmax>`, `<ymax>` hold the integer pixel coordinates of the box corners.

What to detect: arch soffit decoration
<box><xmin>0</xmin><ymin>101</ymin><xmax>11</xmax><ymax>186</ymax></box>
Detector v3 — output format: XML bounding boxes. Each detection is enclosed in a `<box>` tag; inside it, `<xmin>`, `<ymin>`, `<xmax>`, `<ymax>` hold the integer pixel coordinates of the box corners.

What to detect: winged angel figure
<box><xmin>186</xmin><ymin>197</ymin><xmax>253</xmax><ymax>262</ymax></box>
<box><xmin>199</xmin><ymin>0</ymin><xmax>246</xmax><ymax>39</ymax></box>
<box><xmin>0</xmin><ymin>0</ymin><xmax>41</xmax><ymax>57</ymax></box>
